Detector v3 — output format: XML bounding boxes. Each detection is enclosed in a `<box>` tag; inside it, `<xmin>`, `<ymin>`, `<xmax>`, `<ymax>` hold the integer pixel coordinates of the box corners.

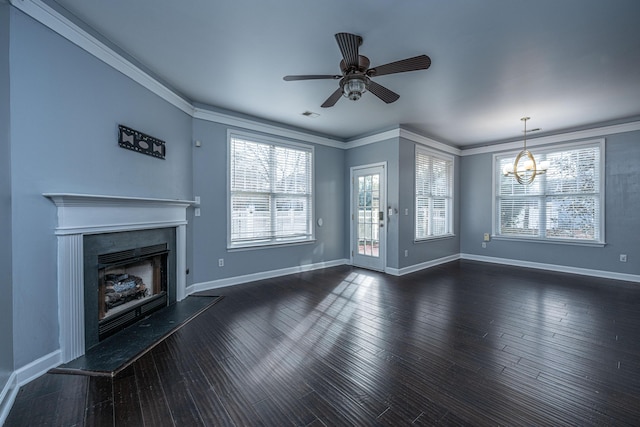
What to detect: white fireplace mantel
<box><xmin>44</xmin><ymin>193</ymin><xmax>194</xmax><ymax>234</ymax></box>
<box><xmin>44</xmin><ymin>193</ymin><xmax>194</xmax><ymax>362</ymax></box>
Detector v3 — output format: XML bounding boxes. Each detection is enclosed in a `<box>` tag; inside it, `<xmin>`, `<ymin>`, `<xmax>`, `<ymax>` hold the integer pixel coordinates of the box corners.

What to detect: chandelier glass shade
<box><xmin>342</xmin><ymin>76</ymin><xmax>367</xmax><ymax>101</ymax></box>
<box><xmin>502</xmin><ymin>117</ymin><xmax>549</xmax><ymax>185</ymax></box>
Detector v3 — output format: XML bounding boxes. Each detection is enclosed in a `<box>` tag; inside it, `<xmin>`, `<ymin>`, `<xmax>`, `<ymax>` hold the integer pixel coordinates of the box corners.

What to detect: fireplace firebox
<box><xmin>83</xmin><ymin>228</ymin><xmax>176</xmax><ymax>350</ymax></box>
<box><xmin>97</xmin><ymin>244</ymin><xmax>168</xmax><ymax>340</ymax></box>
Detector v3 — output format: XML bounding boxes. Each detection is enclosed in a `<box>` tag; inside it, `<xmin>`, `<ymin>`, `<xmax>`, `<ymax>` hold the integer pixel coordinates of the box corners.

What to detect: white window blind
<box><xmin>229</xmin><ymin>134</ymin><xmax>313</xmax><ymax>248</ymax></box>
<box><xmin>415</xmin><ymin>147</ymin><xmax>454</xmax><ymax>240</ymax></box>
<box><xmin>495</xmin><ymin>141</ymin><xmax>603</xmax><ymax>243</ymax></box>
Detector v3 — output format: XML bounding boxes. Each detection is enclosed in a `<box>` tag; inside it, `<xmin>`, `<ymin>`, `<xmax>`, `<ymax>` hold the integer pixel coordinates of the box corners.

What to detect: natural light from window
<box><xmin>494</xmin><ymin>140</ymin><xmax>604</xmax><ymax>244</ymax></box>
<box><xmin>415</xmin><ymin>146</ymin><xmax>454</xmax><ymax>240</ymax></box>
<box><xmin>228</xmin><ymin>133</ymin><xmax>313</xmax><ymax>248</ymax></box>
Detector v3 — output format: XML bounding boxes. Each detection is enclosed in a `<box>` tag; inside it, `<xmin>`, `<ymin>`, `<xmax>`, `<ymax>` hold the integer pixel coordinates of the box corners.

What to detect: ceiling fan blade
<box><xmin>321</xmin><ymin>88</ymin><xmax>343</xmax><ymax>108</ymax></box>
<box><xmin>368</xmin><ymin>54</ymin><xmax>431</xmax><ymax>77</ymax></box>
<box><xmin>367</xmin><ymin>80</ymin><xmax>400</xmax><ymax>104</ymax></box>
<box><xmin>335</xmin><ymin>32</ymin><xmax>362</xmax><ymax>70</ymax></box>
<box><xmin>283</xmin><ymin>75</ymin><xmax>341</xmax><ymax>81</ymax></box>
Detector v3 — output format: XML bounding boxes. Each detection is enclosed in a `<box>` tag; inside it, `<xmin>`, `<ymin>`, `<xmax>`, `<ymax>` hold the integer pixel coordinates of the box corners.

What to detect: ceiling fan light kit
<box><xmin>502</xmin><ymin>117</ymin><xmax>549</xmax><ymax>185</ymax></box>
<box><xmin>342</xmin><ymin>76</ymin><xmax>367</xmax><ymax>101</ymax></box>
<box><xmin>284</xmin><ymin>32</ymin><xmax>431</xmax><ymax>108</ymax></box>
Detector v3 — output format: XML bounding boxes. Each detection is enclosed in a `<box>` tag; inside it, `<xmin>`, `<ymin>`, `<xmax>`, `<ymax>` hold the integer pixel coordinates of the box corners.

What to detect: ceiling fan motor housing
<box><xmin>339</xmin><ymin>55</ymin><xmax>370</xmax><ymax>74</ymax></box>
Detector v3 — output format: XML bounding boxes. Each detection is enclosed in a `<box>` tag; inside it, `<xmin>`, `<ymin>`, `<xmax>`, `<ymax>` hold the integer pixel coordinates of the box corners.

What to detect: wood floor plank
<box><xmin>84</xmin><ymin>376</ymin><xmax>114</xmax><ymax>427</ymax></box>
<box><xmin>51</xmin><ymin>374</ymin><xmax>88</xmax><ymax>426</ymax></box>
<box><xmin>193</xmin><ymin>353</ymin><xmax>266</xmax><ymax>426</ymax></box>
<box><xmin>150</xmin><ymin>341</ymin><xmax>206</xmax><ymax>426</ymax></box>
<box><xmin>5</xmin><ymin>261</ymin><xmax>640</xmax><ymax>426</ymax></box>
<box><xmin>133</xmin><ymin>353</ymin><xmax>175</xmax><ymax>427</ymax></box>
<box><xmin>112</xmin><ymin>365</ymin><xmax>145</xmax><ymax>426</ymax></box>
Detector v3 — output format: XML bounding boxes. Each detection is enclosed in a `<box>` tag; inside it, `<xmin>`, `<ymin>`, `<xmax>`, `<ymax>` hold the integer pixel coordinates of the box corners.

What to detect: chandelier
<box><xmin>502</xmin><ymin>117</ymin><xmax>549</xmax><ymax>185</ymax></box>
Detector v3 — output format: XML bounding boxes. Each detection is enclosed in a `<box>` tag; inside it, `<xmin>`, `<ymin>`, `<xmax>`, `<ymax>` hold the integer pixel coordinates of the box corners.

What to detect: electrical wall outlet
<box><xmin>218</xmin><ymin>258</ymin><xmax>224</xmax><ymax>267</ymax></box>
<box><xmin>483</xmin><ymin>233</ymin><xmax>491</xmax><ymax>242</ymax></box>
<box><xmin>482</xmin><ymin>242</ymin><xmax>487</xmax><ymax>248</ymax></box>
<box><xmin>620</xmin><ymin>254</ymin><xmax>627</xmax><ymax>262</ymax></box>
<box><xmin>404</xmin><ymin>250</ymin><xmax>409</xmax><ymax>257</ymax></box>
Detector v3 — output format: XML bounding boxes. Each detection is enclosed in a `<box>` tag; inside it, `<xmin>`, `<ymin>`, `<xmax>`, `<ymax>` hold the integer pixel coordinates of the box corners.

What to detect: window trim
<box><xmin>414</xmin><ymin>145</ymin><xmax>455</xmax><ymax>242</ymax></box>
<box><xmin>491</xmin><ymin>138</ymin><xmax>605</xmax><ymax>246</ymax></box>
<box><xmin>227</xmin><ymin>130</ymin><xmax>315</xmax><ymax>250</ymax></box>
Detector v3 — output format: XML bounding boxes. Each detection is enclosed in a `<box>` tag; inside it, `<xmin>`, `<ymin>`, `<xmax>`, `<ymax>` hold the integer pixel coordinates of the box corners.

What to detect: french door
<box><xmin>351</xmin><ymin>163</ymin><xmax>386</xmax><ymax>271</ymax></box>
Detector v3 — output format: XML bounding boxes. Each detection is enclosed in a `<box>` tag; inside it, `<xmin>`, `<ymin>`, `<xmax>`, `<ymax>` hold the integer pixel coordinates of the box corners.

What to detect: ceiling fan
<box><xmin>283</xmin><ymin>32</ymin><xmax>431</xmax><ymax>108</ymax></box>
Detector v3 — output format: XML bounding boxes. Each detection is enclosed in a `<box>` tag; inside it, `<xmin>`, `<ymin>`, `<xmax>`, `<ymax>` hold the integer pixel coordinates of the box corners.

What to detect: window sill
<box><xmin>491</xmin><ymin>236</ymin><xmax>606</xmax><ymax>247</ymax></box>
<box><xmin>414</xmin><ymin>234</ymin><xmax>456</xmax><ymax>244</ymax></box>
<box><xmin>227</xmin><ymin>239</ymin><xmax>316</xmax><ymax>252</ymax></box>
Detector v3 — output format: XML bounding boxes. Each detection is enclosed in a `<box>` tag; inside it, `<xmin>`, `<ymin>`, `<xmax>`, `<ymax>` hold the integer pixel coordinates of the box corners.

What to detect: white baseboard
<box><xmin>386</xmin><ymin>254</ymin><xmax>461</xmax><ymax>276</ymax></box>
<box><xmin>460</xmin><ymin>253</ymin><xmax>640</xmax><ymax>283</ymax></box>
<box><xmin>0</xmin><ymin>372</ymin><xmax>18</xmax><ymax>426</ymax></box>
<box><xmin>186</xmin><ymin>258</ymin><xmax>350</xmax><ymax>294</ymax></box>
<box><xmin>0</xmin><ymin>349</ymin><xmax>61</xmax><ymax>425</ymax></box>
<box><xmin>188</xmin><ymin>252</ymin><xmax>639</xmax><ymax>288</ymax></box>
<box><xmin>14</xmin><ymin>350</ymin><xmax>62</xmax><ymax>386</ymax></box>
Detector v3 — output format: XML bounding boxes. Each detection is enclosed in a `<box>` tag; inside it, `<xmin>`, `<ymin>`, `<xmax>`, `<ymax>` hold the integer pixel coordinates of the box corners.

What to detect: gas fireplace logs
<box><xmin>104</xmin><ymin>273</ymin><xmax>148</xmax><ymax>311</ymax></box>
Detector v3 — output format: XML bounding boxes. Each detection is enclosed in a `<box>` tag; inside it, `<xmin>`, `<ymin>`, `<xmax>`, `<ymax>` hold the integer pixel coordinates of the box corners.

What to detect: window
<box><xmin>228</xmin><ymin>132</ymin><xmax>313</xmax><ymax>248</ymax></box>
<box><xmin>494</xmin><ymin>140</ymin><xmax>604</xmax><ymax>244</ymax></box>
<box><xmin>415</xmin><ymin>147</ymin><xmax>454</xmax><ymax>240</ymax></box>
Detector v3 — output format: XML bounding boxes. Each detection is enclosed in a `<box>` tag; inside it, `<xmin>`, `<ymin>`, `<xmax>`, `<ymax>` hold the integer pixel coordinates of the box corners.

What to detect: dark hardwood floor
<box><xmin>6</xmin><ymin>260</ymin><xmax>640</xmax><ymax>426</ymax></box>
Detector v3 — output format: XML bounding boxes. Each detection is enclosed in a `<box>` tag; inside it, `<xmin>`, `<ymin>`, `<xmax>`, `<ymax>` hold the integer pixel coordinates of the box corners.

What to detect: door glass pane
<box><xmin>356</xmin><ymin>172</ymin><xmax>380</xmax><ymax>258</ymax></box>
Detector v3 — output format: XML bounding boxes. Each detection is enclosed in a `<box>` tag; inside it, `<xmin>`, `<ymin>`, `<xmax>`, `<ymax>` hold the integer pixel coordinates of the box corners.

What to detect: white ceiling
<box><xmin>44</xmin><ymin>0</ymin><xmax>640</xmax><ymax>147</ymax></box>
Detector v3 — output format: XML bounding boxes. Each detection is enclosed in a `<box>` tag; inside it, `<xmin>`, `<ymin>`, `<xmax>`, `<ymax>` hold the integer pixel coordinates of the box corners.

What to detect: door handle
<box><xmin>379</xmin><ymin>211</ymin><xmax>384</xmax><ymax>221</ymax></box>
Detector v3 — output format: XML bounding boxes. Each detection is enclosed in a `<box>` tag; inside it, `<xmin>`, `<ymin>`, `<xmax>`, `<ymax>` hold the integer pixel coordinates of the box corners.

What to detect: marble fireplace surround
<box><xmin>45</xmin><ymin>193</ymin><xmax>193</xmax><ymax>363</ymax></box>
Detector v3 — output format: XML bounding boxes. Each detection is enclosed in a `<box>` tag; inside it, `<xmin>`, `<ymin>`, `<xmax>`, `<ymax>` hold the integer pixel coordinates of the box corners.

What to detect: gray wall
<box><xmin>397</xmin><ymin>138</ymin><xmax>461</xmax><ymax>269</ymax></box>
<box><xmin>9</xmin><ymin>9</ymin><xmax>193</xmax><ymax>367</ymax></box>
<box><xmin>0</xmin><ymin>0</ymin><xmax>13</xmax><ymax>389</ymax></box>
<box><xmin>190</xmin><ymin>118</ymin><xmax>346</xmax><ymax>283</ymax></box>
<box><xmin>344</xmin><ymin>136</ymin><xmax>461</xmax><ymax>271</ymax></box>
<box><xmin>460</xmin><ymin>131</ymin><xmax>640</xmax><ymax>275</ymax></box>
<box><xmin>345</xmin><ymin>138</ymin><xmax>400</xmax><ymax>269</ymax></box>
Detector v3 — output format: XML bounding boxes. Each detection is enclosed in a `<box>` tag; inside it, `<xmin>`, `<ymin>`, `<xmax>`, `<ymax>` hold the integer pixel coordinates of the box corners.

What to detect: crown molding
<box><xmin>11</xmin><ymin>0</ymin><xmax>348</xmax><ymax>148</ymax></box>
<box><xmin>192</xmin><ymin>108</ymin><xmax>344</xmax><ymax>148</ymax></box>
<box><xmin>17</xmin><ymin>1</ymin><xmax>636</xmax><ymax>155</ymax></box>
<box><xmin>10</xmin><ymin>0</ymin><xmax>194</xmax><ymax>115</ymax></box>
<box><xmin>9</xmin><ymin>0</ymin><xmax>459</xmax><ymax>152</ymax></box>
<box><xmin>399</xmin><ymin>128</ymin><xmax>461</xmax><ymax>156</ymax></box>
<box><xmin>344</xmin><ymin>128</ymin><xmax>462</xmax><ymax>156</ymax></box>
<box><xmin>344</xmin><ymin>128</ymin><xmax>401</xmax><ymax>149</ymax></box>
<box><xmin>461</xmin><ymin>120</ymin><xmax>640</xmax><ymax>156</ymax></box>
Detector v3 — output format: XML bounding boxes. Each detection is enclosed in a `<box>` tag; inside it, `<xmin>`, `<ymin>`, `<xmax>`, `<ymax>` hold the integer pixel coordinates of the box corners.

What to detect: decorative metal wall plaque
<box><xmin>118</xmin><ymin>125</ymin><xmax>166</xmax><ymax>159</ymax></box>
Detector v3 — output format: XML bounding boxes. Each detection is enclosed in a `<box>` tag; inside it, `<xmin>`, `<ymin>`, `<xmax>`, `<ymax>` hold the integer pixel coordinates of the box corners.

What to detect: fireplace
<box><xmin>99</xmin><ymin>246</ymin><xmax>167</xmax><ymax>330</ymax></box>
<box><xmin>45</xmin><ymin>193</ymin><xmax>192</xmax><ymax>362</ymax></box>
<box><xmin>83</xmin><ymin>228</ymin><xmax>176</xmax><ymax>349</ymax></box>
